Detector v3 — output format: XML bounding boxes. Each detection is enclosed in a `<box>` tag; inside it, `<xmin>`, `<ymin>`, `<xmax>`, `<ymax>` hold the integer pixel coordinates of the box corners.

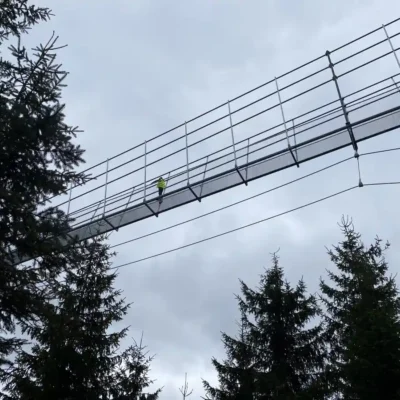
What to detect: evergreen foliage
<box><xmin>0</xmin><ymin>3</ymin><xmax>159</xmax><ymax>398</ymax></box>
<box><xmin>3</xmin><ymin>3</ymin><xmax>400</xmax><ymax>399</ymax></box>
<box><xmin>2</xmin><ymin>237</ymin><xmax>160</xmax><ymax>400</ymax></box>
<box><xmin>320</xmin><ymin>217</ymin><xmax>400</xmax><ymax>399</ymax></box>
<box><xmin>203</xmin><ymin>310</ymin><xmax>257</xmax><ymax>400</ymax></box>
<box><xmin>111</xmin><ymin>336</ymin><xmax>162</xmax><ymax>400</ymax></box>
<box><xmin>0</xmin><ymin>0</ymin><xmax>88</xmax><ymax>383</ymax></box>
<box><xmin>204</xmin><ymin>254</ymin><xmax>326</xmax><ymax>400</ymax></box>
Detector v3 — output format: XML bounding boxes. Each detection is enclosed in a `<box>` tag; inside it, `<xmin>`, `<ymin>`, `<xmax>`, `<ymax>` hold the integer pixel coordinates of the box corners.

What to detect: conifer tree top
<box><xmin>320</xmin><ymin>217</ymin><xmax>400</xmax><ymax>399</ymax></box>
<box><xmin>204</xmin><ymin>252</ymin><xmax>326</xmax><ymax>400</ymax></box>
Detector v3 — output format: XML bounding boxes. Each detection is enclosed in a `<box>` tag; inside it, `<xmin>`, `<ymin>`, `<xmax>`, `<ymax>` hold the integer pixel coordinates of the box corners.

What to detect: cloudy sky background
<box><xmin>19</xmin><ymin>1</ymin><xmax>400</xmax><ymax>398</ymax></box>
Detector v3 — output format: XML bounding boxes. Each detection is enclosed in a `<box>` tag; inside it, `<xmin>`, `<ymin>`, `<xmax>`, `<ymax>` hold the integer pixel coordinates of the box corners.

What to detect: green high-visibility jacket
<box><xmin>157</xmin><ymin>179</ymin><xmax>166</xmax><ymax>189</ymax></box>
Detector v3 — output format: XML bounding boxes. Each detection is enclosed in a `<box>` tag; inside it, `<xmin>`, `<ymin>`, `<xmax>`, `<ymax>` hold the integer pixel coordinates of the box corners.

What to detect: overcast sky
<box><xmin>20</xmin><ymin>1</ymin><xmax>400</xmax><ymax>398</ymax></box>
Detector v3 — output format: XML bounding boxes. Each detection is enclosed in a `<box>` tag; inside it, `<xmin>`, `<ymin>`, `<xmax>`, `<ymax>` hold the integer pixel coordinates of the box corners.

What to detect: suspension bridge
<box><xmin>13</xmin><ymin>17</ymin><xmax>400</xmax><ymax>265</ymax></box>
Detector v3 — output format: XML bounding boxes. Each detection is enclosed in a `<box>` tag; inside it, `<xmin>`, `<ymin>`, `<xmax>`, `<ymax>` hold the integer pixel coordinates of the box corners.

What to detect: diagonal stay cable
<box><xmin>111</xmin><ymin>179</ymin><xmax>400</xmax><ymax>269</ymax></box>
<box><xmin>111</xmin><ymin>186</ymin><xmax>358</xmax><ymax>269</ymax></box>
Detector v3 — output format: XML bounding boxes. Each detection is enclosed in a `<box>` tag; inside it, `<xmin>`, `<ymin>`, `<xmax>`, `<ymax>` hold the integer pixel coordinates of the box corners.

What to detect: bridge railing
<box><xmin>45</xmin><ymin>17</ymin><xmax>400</xmax><ymax>233</ymax></box>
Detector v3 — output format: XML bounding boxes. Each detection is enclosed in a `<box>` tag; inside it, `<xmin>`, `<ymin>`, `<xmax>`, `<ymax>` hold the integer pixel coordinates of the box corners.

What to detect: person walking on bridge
<box><xmin>153</xmin><ymin>176</ymin><xmax>166</xmax><ymax>203</ymax></box>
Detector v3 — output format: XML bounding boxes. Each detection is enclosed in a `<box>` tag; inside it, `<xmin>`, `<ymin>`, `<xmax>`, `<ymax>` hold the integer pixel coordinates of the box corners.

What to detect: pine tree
<box><xmin>2</xmin><ymin>237</ymin><xmax>160</xmax><ymax>400</ymax></box>
<box><xmin>204</xmin><ymin>254</ymin><xmax>326</xmax><ymax>400</ymax></box>
<box><xmin>0</xmin><ymin>0</ymin><xmax>87</xmax><ymax>378</ymax></box>
<box><xmin>320</xmin><ymin>217</ymin><xmax>400</xmax><ymax>399</ymax></box>
<box><xmin>111</xmin><ymin>335</ymin><xmax>162</xmax><ymax>400</ymax></box>
<box><xmin>203</xmin><ymin>310</ymin><xmax>258</xmax><ymax>400</ymax></box>
<box><xmin>0</xmin><ymin>0</ymin><xmax>87</xmax><ymax>263</ymax></box>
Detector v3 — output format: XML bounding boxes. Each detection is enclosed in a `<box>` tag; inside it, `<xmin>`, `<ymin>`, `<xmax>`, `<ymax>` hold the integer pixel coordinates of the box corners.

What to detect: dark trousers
<box><xmin>158</xmin><ymin>187</ymin><xmax>164</xmax><ymax>196</ymax></box>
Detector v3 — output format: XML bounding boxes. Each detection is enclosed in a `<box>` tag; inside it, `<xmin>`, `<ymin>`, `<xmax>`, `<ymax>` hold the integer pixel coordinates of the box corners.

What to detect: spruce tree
<box><xmin>111</xmin><ymin>336</ymin><xmax>161</xmax><ymax>400</ymax></box>
<box><xmin>2</xmin><ymin>237</ymin><xmax>160</xmax><ymax>400</ymax></box>
<box><xmin>0</xmin><ymin>0</ymin><xmax>87</xmax><ymax>378</ymax></box>
<box><xmin>0</xmin><ymin>0</ymin><xmax>86</xmax><ymax>263</ymax></box>
<box><xmin>203</xmin><ymin>311</ymin><xmax>258</xmax><ymax>400</ymax></box>
<box><xmin>320</xmin><ymin>217</ymin><xmax>400</xmax><ymax>399</ymax></box>
<box><xmin>205</xmin><ymin>254</ymin><xmax>326</xmax><ymax>400</ymax></box>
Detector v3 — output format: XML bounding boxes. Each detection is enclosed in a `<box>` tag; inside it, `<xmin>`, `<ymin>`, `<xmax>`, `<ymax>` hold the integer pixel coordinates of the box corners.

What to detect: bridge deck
<box><xmin>69</xmin><ymin>106</ymin><xmax>400</xmax><ymax>242</ymax></box>
<box><xmin>10</xmin><ymin>16</ymin><xmax>400</xmax><ymax>265</ymax></box>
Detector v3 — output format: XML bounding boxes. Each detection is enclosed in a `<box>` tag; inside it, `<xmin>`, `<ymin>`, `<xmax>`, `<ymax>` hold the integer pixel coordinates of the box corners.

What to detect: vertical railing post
<box><xmin>326</xmin><ymin>50</ymin><xmax>358</xmax><ymax>154</ymax></box>
<box><xmin>292</xmin><ymin>119</ymin><xmax>298</xmax><ymax>162</ymax></box>
<box><xmin>227</xmin><ymin>100</ymin><xmax>238</xmax><ymax>166</ymax></box>
<box><xmin>141</xmin><ymin>140</ymin><xmax>157</xmax><ymax>216</ymax></box>
<box><xmin>125</xmin><ymin>186</ymin><xmax>135</xmax><ymax>208</ymax></box>
<box><xmin>127</xmin><ymin>187</ymin><xmax>136</xmax><ymax>208</ymax></box>
<box><xmin>228</xmin><ymin>100</ymin><xmax>247</xmax><ymax>184</ymax></box>
<box><xmin>275</xmin><ymin>77</ymin><xmax>299</xmax><ymax>167</ymax></box>
<box><xmin>199</xmin><ymin>156</ymin><xmax>209</xmax><ymax>198</ymax></box>
<box><xmin>116</xmin><ymin>184</ymin><xmax>137</xmax><ymax>228</ymax></box>
<box><xmin>246</xmin><ymin>138</ymin><xmax>250</xmax><ymax>181</ymax></box>
<box><xmin>292</xmin><ymin>119</ymin><xmax>298</xmax><ymax>148</ymax></box>
<box><xmin>103</xmin><ymin>159</ymin><xmax>109</xmax><ymax>216</ymax></box>
<box><xmin>383</xmin><ymin>25</ymin><xmax>400</xmax><ymax>71</ymax></box>
<box><xmin>91</xmin><ymin>200</ymin><xmax>102</xmax><ymax>222</ymax></box>
<box><xmin>185</xmin><ymin>122</ymin><xmax>190</xmax><ymax>184</ymax></box>
<box><xmin>66</xmin><ymin>182</ymin><xmax>73</xmax><ymax>216</ymax></box>
<box><xmin>202</xmin><ymin>156</ymin><xmax>209</xmax><ymax>181</ymax></box>
<box><xmin>185</xmin><ymin>126</ymin><xmax>201</xmax><ymax>201</ymax></box>
<box><xmin>143</xmin><ymin>141</ymin><xmax>147</xmax><ymax>201</ymax></box>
